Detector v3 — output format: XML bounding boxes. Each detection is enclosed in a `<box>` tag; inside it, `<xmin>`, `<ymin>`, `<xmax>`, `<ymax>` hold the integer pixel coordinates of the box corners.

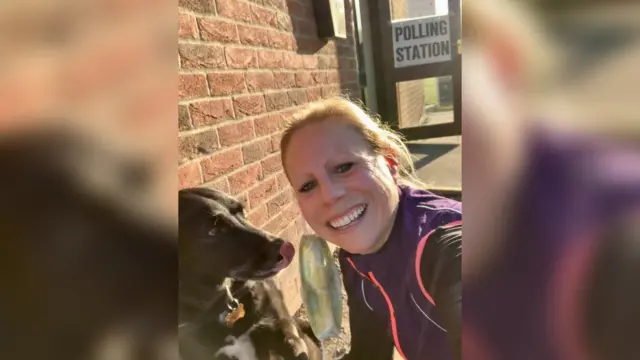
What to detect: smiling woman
<box><xmin>279</xmin><ymin>97</ymin><xmax>462</xmax><ymax>360</ymax></box>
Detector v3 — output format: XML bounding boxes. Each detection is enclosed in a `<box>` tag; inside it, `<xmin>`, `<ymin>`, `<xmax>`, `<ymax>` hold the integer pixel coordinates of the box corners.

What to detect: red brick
<box><xmin>245</xmin><ymin>71</ymin><xmax>274</xmax><ymax>92</ymax></box>
<box><xmin>273</xmin><ymin>72</ymin><xmax>295</xmax><ymax>89</ymax></box>
<box><xmin>317</xmin><ymin>56</ymin><xmax>331</xmax><ymax>69</ymax></box>
<box><xmin>321</xmin><ymin>42</ymin><xmax>337</xmax><ymax>55</ymax></box>
<box><xmin>329</xmin><ymin>57</ymin><xmax>339</xmax><ymax>68</ymax></box>
<box><xmin>341</xmin><ymin>70</ymin><xmax>358</xmax><ymax>84</ymax></box>
<box><xmin>179</xmin><ymin>0</ymin><xmax>215</xmax><ymax>13</ymax></box>
<box><xmin>295</xmin><ymin>72</ymin><xmax>312</xmax><ymax>87</ymax></box>
<box><xmin>276</xmin><ymin>13</ymin><xmax>293</xmax><ymax>32</ymax></box>
<box><xmin>281</xmin><ymin>204</ymin><xmax>300</xmax><ymax>223</ymax></box>
<box><xmin>327</xmin><ymin>70</ymin><xmax>340</xmax><ymax>84</ymax></box>
<box><xmin>306</xmin><ymin>87</ymin><xmax>322</xmax><ymax>102</ymax></box>
<box><xmin>247</xmin><ymin>204</ymin><xmax>269</xmax><ymax>227</ymax></box>
<box><xmin>179</xmin><ymin>105</ymin><xmax>192</xmax><ymax>130</ymax></box>
<box><xmin>207</xmin><ymin>72</ymin><xmax>245</xmax><ymax>96</ymax></box>
<box><xmin>248</xmin><ymin>177</ymin><xmax>278</xmax><ymax>208</ymax></box>
<box><xmin>264</xmin><ymin>213</ymin><xmax>286</xmax><ymax>235</ymax></box>
<box><xmin>270</xmin><ymin>132</ymin><xmax>283</xmax><ymax>151</ymax></box>
<box><xmin>251</xmin><ymin>5</ymin><xmax>278</xmax><ymax>27</ymax></box>
<box><xmin>179</xmin><ymin>74</ymin><xmax>208</xmax><ymax>100</ymax></box>
<box><xmin>201</xmin><ymin>148</ymin><xmax>243</xmax><ymax>181</ymax></box>
<box><xmin>225</xmin><ymin>47</ymin><xmax>258</xmax><ymax>69</ymax></box>
<box><xmin>180</xmin><ymin>130</ymin><xmax>219</xmax><ymax>162</ymax></box>
<box><xmin>265</xmin><ymin>92</ymin><xmax>290</xmax><ymax>111</ymax></box>
<box><xmin>179</xmin><ymin>163</ymin><xmax>203</xmax><ymax>189</ymax></box>
<box><xmin>276</xmin><ymin>172</ymin><xmax>289</xmax><ymax>190</ymax></box>
<box><xmin>189</xmin><ymin>99</ymin><xmax>234</xmax><ymax>127</ymax></box>
<box><xmin>288</xmin><ymin>89</ymin><xmax>307</xmax><ymax>106</ymax></box>
<box><xmin>228</xmin><ymin>163</ymin><xmax>262</xmax><ymax>194</ymax></box>
<box><xmin>179</xmin><ymin>44</ymin><xmax>225</xmax><ymax>69</ymax></box>
<box><xmin>337</xmin><ymin>43</ymin><xmax>356</xmax><ymax>57</ymax></box>
<box><xmin>283</xmin><ymin>52</ymin><xmax>303</xmax><ymax>69</ymax></box>
<box><xmin>242</xmin><ymin>137</ymin><xmax>273</xmax><ymax>164</ymax></box>
<box><xmin>262</xmin><ymin>153</ymin><xmax>283</xmax><ymax>176</ymax></box>
<box><xmin>262</xmin><ymin>0</ymin><xmax>287</xmax><ymax>11</ymax></box>
<box><xmin>269</xmin><ymin>31</ymin><xmax>291</xmax><ymax>50</ymax></box>
<box><xmin>345</xmin><ymin>58</ymin><xmax>358</xmax><ymax>70</ymax></box>
<box><xmin>207</xmin><ymin>177</ymin><xmax>230</xmax><ymax>194</ymax></box>
<box><xmin>238</xmin><ymin>25</ymin><xmax>270</xmax><ymax>47</ymax></box>
<box><xmin>198</xmin><ymin>18</ymin><xmax>238</xmax><ymax>43</ymax></box>
<box><xmin>266</xmin><ymin>189</ymin><xmax>291</xmax><ymax>217</ymax></box>
<box><xmin>233</xmin><ymin>94</ymin><xmax>266</xmax><ymax>117</ymax></box>
<box><xmin>321</xmin><ymin>84</ymin><xmax>340</xmax><ymax>98</ymax></box>
<box><xmin>216</xmin><ymin>0</ymin><xmax>252</xmax><ymax>22</ymax></box>
<box><xmin>258</xmin><ymin>50</ymin><xmax>284</xmax><ymax>69</ymax></box>
<box><xmin>302</xmin><ymin>55</ymin><xmax>318</xmax><ymax>69</ymax></box>
<box><xmin>311</xmin><ymin>71</ymin><xmax>327</xmax><ymax>85</ymax></box>
<box><xmin>179</xmin><ymin>13</ymin><xmax>199</xmax><ymax>39</ymax></box>
<box><xmin>254</xmin><ymin>114</ymin><xmax>282</xmax><ymax>136</ymax></box>
<box><xmin>217</xmin><ymin>120</ymin><xmax>256</xmax><ymax>147</ymax></box>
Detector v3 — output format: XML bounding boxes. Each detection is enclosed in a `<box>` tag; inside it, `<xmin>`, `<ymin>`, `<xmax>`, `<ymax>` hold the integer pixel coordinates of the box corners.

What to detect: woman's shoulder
<box><xmin>399</xmin><ymin>185</ymin><xmax>462</xmax><ymax>228</ymax></box>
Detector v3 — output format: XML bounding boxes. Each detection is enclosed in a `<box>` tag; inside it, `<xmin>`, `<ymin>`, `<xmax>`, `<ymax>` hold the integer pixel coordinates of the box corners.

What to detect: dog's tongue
<box><xmin>276</xmin><ymin>241</ymin><xmax>295</xmax><ymax>271</ymax></box>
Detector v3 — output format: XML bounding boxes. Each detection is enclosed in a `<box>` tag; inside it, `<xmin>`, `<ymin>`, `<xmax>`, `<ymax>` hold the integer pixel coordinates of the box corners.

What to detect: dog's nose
<box><xmin>279</xmin><ymin>241</ymin><xmax>295</xmax><ymax>263</ymax></box>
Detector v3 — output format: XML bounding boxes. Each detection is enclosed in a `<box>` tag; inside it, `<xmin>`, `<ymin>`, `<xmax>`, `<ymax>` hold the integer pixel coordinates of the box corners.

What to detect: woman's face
<box><xmin>283</xmin><ymin>118</ymin><xmax>400</xmax><ymax>254</ymax></box>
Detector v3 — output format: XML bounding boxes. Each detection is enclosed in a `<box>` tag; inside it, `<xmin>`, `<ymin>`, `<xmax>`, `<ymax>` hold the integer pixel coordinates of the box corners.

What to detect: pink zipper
<box><xmin>368</xmin><ymin>272</ymin><xmax>408</xmax><ymax>360</ymax></box>
<box><xmin>346</xmin><ymin>257</ymin><xmax>408</xmax><ymax>359</ymax></box>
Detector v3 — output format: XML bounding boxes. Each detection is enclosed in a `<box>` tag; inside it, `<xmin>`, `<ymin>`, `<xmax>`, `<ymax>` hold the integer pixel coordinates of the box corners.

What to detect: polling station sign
<box><xmin>392</xmin><ymin>15</ymin><xmax>452</xmax><ymax>68</ymax></box>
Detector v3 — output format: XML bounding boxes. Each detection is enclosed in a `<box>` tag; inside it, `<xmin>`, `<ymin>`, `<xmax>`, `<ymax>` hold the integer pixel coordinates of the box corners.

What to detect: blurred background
<box><xmin>462</xmin><ymin>1</ymin><xmax>640</xmax><ymax>359</ymax></box>
<box><xmin>1</xmin><ymin>0</ymin><xmax>639</xmax><ymax>359</ymax></box>
<box><xmin>0</xmin><ymin>1</ymin><xmax>177</xmax><ymax>359</ymax></box>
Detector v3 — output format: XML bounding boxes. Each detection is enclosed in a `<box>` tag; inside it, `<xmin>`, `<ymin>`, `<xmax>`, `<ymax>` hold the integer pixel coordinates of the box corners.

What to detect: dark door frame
<box><xmin>364</xmin><ymin>0</ymin><xmax>461</xmax><ymax>140</ymax></box>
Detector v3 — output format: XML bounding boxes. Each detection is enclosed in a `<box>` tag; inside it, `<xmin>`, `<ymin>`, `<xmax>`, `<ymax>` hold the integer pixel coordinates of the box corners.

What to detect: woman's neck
<box><xmin>361</xmin><ymin>187</ymin><xmax>402</xmax><ymax>255</ymax></box>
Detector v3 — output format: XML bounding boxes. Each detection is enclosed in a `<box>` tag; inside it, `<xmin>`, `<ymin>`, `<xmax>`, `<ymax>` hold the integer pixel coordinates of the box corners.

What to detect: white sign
<box><xmin>392</xmin><ymin>15</ymin><xmax>452</xmax><ymax>68</ymax></box>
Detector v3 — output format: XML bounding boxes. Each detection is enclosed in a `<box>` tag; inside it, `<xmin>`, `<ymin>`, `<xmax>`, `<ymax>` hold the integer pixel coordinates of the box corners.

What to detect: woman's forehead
<box><xmin>284</xmin><ymin>120</ymin><xmax>373</xmax><ymax>172</ymax></box>
<box><xmin>288</xmin><ymin>120</ymin><xmax>370</xmax><ymax>156</ymax></box>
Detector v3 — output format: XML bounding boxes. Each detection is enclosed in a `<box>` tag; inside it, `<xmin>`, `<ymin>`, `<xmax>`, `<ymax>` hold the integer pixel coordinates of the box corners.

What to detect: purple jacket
<box><xmin>464</xmin><ymin>128</ymin><xmax>640</xmax><ymax>360</ymax></box>
<box><xmin>339</xmin><ymin>186</ymin><xmax>462</xmax><ymax>360</ymax></box>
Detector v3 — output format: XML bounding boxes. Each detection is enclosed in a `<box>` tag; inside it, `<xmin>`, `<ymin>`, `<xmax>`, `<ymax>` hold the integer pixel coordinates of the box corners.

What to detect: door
<box><xmin>356</xmin><ymin>0</ymin><xmax>461</xmax><ymax>140</ymax></box>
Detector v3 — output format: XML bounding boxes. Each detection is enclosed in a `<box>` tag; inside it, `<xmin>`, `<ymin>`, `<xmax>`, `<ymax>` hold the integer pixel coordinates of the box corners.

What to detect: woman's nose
<box><xmin>319</xmin><ymin>178</ymin><xmax>346</xmax><ymax>205</ymax></box>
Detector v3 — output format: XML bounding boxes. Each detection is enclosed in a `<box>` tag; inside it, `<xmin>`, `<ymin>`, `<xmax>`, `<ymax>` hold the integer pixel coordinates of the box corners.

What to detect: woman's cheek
<box><xmin>297</xmin><ymin>199</ymin><xmax>319</xmax><ymax>227</ymax></box>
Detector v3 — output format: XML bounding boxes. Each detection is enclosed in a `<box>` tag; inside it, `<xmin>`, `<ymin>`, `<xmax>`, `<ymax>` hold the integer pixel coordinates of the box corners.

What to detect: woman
<box><xmin>280</xmin><ymin>98</ymin><xmax>461</xmax><ymax>360</ymax></box>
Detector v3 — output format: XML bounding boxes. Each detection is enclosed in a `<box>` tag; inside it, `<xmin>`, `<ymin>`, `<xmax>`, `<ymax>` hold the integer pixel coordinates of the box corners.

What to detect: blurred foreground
<box><xmin>463</xmin><ymin>1</ymin><xmax>640</xmax><ymax>359</ymax></box>
<box><xmin>0</xmin><ymin>1</ymin><xmax>177</xmax><ymax>359</ymax></box>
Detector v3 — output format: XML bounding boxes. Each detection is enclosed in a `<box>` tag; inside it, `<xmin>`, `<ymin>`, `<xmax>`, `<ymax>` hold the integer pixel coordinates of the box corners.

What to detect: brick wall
<box><xmin>178</xmin><ymin>0</ymin><xmax>360</xmax><ymax>314</ymax></box>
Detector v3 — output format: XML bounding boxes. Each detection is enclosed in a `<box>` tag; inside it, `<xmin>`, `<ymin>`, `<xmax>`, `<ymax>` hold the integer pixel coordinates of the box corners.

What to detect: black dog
<box><xmin>0</xmin><ymin>126</ymin><xmax>177</xmax><ymax>360</ymax></box>
<box><xmin>178</xmin><ymin>187</ymin><xmax>322</xmax><ymax>360</ymax></box>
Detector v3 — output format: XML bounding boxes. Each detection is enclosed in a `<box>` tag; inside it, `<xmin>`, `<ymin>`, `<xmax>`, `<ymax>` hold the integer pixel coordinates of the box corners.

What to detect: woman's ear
<box><xmin>384</xmin><ymin>153</ymin><xmax>399</xmax><ymax>177</ymax></box>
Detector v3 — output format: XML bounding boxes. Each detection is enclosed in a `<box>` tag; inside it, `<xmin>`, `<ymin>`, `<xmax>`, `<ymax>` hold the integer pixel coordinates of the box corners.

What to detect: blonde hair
<box><xmin>462</xmin><ymin>0</ymin><xmax>561</xmax><ymax>91</ymax></box>
<box><xmin>280</xmin><ymin>96</ymin><xmax>426</xmax><ymax>188</ymax></box>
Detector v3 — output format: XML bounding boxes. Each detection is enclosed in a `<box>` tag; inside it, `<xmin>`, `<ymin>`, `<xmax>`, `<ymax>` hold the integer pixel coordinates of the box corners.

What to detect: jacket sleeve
<box><xmin>417</xmin><ymin>222</ymin><xmax>462</xmax><ymax>360</ymax></box>
<box><xmin>583</xmin><ymin>212</ymin><xmax>640</xmax><ymax>360</ymax></box>
<box><xmin>338</xmin><ymin>255</ymin><xmax>395</xmax><ymax>360</ymax></box>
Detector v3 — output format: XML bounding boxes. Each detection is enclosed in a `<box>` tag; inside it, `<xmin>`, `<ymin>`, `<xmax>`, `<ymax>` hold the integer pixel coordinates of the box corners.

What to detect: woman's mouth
<box><xmin>328</xmin><ymin>204</ymin><xmax>367</xmax><ymax>230</ymax></box>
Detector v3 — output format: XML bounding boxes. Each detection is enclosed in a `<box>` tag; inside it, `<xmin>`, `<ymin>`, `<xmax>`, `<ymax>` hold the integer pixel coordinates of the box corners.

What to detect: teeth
<box><xmin>329</xmin><ymin>205</ymin><xmax>366</xmax><ymax>229</ymax></box>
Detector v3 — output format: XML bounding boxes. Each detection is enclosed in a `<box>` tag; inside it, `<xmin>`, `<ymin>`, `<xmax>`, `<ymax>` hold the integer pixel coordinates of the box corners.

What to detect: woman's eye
<box><xmin>299</xmin><ymin>180</ymin><xmax>317</xmax><ymax>193</ymax></box>
<box><xmin>336</xmin><ymin>162</ymin><xmax>354</xmax><ymax>173</ymax></box>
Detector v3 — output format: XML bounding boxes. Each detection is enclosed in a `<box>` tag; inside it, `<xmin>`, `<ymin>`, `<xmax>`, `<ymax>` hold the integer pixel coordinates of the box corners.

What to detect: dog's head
<box><xmin>179</xmin><ymin>187</ymin><xmax>295</xmax><ymax>281</ymax></box>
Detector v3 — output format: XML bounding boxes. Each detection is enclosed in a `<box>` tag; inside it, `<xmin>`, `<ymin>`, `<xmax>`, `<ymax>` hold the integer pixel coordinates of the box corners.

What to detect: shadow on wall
<box><xmin>285</xmin><ymin>0</ymin><xmax>361</xmax><ymax>101</ymax></box>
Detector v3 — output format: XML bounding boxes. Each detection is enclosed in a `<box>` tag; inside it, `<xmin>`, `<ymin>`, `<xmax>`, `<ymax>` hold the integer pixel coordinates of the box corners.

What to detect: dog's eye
<box><xmin>230</xmin><ymin>204</ymin><xmax>244</xmax><ymax>216</ymax></box>
<box><xmin>207</xmin><ymin>217</ymin><xmax>223</xmax><ymax>236</ymax></box>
